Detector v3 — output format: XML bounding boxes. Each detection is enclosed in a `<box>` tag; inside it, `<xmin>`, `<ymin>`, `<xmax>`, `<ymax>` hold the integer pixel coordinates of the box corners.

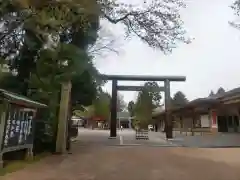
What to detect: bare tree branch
<box><xmin>87</xmin><ymin>22</ymin><xmax>122</xmax><ymax>58</ymax></box>
<box><xmin>100</xmin><ymin>0</ymin><xmax>190</xmax><ymax>53</ymax></box>
<box><xmin>229</xmin><ymin>21</ymin><xmax>240</xmax><ymax>30</ymax></box>
<box><xmin>103</xmin><ymin>13</ymin><xmax>132</xmax><ymax>24</ymax></box>
<box><xmin>230</xmin><ymin>0</ymin><xmax>240</xmax><ymax>30</ymax></box>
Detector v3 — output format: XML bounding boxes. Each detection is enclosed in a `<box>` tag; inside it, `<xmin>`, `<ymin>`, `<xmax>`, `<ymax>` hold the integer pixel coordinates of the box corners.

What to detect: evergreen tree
<box><xmin>0</xmin><ymin>0</ymin><xmax>189</xmax><ymax>150</ymax></box>
<box><xmin>127</xmin><ymin>101</ymin><xmax>135</xmax><ymax>117</ymax></box>
<box><xmin>117</xmin><ymin>93</ymin><xmax>126</xmax><ymax>112</ymax></box>
<box><xmin>216</xmin><ymin>87</ymin><xmax>225</xmax><ymax>94</ymax></box>
<box><xmin>171</xmin><ymin>91</ymin><xmax>188</xmax><ymax>108</ymax></box>
<box><xmin>209</xmin><ymin>90</ymin><xmax>215</xmax><ymax>97</ymax></box>
<box><xmin>134</xmin><ymin>81</ymin><xmax>162</xmax><ymax>129</ymax></box>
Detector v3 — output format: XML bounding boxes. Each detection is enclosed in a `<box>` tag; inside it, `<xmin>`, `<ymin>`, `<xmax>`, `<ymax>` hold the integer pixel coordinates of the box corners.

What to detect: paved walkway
<box><xmin>170</xmin><ymin>131</ymin><xmax>240</xmax><ymax>147</ymax></box>
<box><xmin>2</xmin><ymin>129</ymin><xmax>240</xmax><ymax>180</ymax></box>
<box><xmin>3</xmin><ymin>145</ymin><xmax>240</xmax><ymax>180</ymax></box>
<box><xmin>76</xmin><ymin>129</ymin><xmax>177</xmax><ymax>147</ymax></box>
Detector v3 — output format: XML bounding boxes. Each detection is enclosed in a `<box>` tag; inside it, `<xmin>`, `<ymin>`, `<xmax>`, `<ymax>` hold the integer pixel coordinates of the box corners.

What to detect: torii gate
<box><xmin>101</xmin><ymin>74</ymin><xmax>186</xmax><ymax>139</ymax></box>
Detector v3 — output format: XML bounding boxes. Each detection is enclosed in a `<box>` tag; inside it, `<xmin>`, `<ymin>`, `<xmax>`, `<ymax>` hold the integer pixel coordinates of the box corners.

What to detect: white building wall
<box><xmin>200</xmin><ymin>115</ymin><xmax>210</xmax><ymax>127</ymax></box>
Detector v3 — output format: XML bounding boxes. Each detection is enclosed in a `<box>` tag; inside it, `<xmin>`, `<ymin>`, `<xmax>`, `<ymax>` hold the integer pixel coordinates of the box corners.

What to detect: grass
<box><xmin>0</xmin><ymin>152</ymin><xmax>50</xmax><ymax>176</ymax></box>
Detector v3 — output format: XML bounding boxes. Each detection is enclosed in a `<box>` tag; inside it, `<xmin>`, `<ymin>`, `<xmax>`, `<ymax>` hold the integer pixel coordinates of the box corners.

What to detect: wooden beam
<box><xmin>101</xmin><ymin>74</ymin><xmax>186</xmax><ymax>82</ymax></box>
<box><xmin>117</xmin><ymin>85</ymin><xmax>165</xmax><ymax>92</ymax></box>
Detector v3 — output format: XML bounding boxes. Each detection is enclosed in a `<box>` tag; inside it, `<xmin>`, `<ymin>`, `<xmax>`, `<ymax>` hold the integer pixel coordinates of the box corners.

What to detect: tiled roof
<box><xmin>0</xmin><ymin>89</ymin><xmax>47</xmax><ymax>108</ymax></box>
<box><xmin>152</xmin><ymin>86</ymin><xmax>240</xmax><ymax>117</ymax></box>
<box><xmin>117</xmin><ymin>111</ymin><xmax>130</xmax><ymax>118</ymax></box>
<box><xmin>218</xmin><ymin>87</ymin><xmax>240</xmax><ymax>99</ymax></box>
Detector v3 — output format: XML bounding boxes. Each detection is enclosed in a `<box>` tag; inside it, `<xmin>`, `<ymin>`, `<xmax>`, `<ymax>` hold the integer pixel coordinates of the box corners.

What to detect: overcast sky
<box><xmin>95</xmin><ymin>0</ymin><xmax>240</xmax><ymax>103</ymax></box>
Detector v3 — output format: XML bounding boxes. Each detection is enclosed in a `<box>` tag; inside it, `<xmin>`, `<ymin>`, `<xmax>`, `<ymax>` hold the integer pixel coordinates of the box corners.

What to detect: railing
<box><xmin>173</xmin><ymin>127</ymin><xmax>213</xmax><ymax>136</ymax></box>
<box><xmin>135</xmin><ymin>130</ymin><xmax>149</xmax><ymax>140</ymax></box>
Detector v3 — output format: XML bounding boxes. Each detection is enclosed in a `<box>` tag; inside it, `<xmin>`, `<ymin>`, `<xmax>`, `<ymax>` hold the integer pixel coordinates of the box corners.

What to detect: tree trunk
<box><xmin>165</xmin><ymin>124</ymin><xmax>173</xmax><ymax>139</ymax></box>
<box><xmin>163</xmin><ymin>124</ymin><xmax>167</xmax><ymax>132</ymax></box>
<box><xmin>66</xmin><ymin>97</ymin><xmax>72</xmax><ymax>151</ymax></box>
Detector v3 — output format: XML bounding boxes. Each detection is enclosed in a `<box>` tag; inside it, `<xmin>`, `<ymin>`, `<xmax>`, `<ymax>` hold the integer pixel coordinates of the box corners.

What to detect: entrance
<box><xmin>101</xmin><ymin>74</ymin><xmax>186</xmax><ymax>139</ymax></box>
<box><xmin>217</xmin><ymin>116</ymin><xmax>228</xmax><ymax>132</ymax></box>
<box><xmin>218</xmin><ymin>115</ymin><xmax>240</xmax><ymax>133</ymax></box>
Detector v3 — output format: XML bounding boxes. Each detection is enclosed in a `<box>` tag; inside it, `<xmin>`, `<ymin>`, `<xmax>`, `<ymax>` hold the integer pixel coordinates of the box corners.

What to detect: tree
<box><xmin>0</xmin><ymin>0</ymin><xmax>189</xmax><ymax>149</ymax></box>
<box><xmin>0</xmin><ymin>0</ymin><xmax>100</xmax><ymax>93</ymax></box>
<box><xmin>230</xmin><ymin>0</ymin><xmax>240</xmax><ymax>30</ymax></box>
<box><xmin>117</xmin><ymin>93</ymin><xmax>126</xmax><ymax>112</ymax></box>
<box><xmin>101</xmin><ymin>0</ymin><xmax>189</xmax><ymax>53</ymax></box>
<box><xmin>93</xmin><ymin>91</ymin><xmax>111</xmax><ymax>121</ymax></box>
<box><xmin>71</xmin><ymin>64</ymin><xmax>103</xmax><ymax>111</ymax></box>
<box><xmin>143</xmin><ymin>81</ymin><xmax>162</xmax><ymax>108</ymax></box>
<box><xmin>133</xmin><ymin>81</ymin><xmax>162</xmax><ymax>129</ymax></box>
<box><xmin>134</xmin><ymin>88</ymin><xmax>153</xmax><ymax>129</ymax></box>
<box><xmin>171</xmin><ymin>91</ymin><xmax>188</xmax><ymax>108</ymax></box>
<box><xmin>216</xmin><ymin>87</ymin><xmax>225</xmax><ymax>95</ymax></box>
<box><xmin>0</xmin><ymin>0</ymin><xmax>102</xmax><ymax>153</ymax></box>
<box><xmin>1</xmin><ymin>0</ymin><xmax>190</xmax><ymax>93</ymax></box>
<box><xmin>0</xmin><ymin>0</ymin><xmax>189</xmax><ymax>104</ymax></box>
<box><xmin>74</xmin><ymin>90</ymin><xmax>112</xmax><ymax>121</ymax></box>
<box><xmin>127</xmin><ymin>101</ymin><xmax>135</xmax><ymax>117</ymax></box>
<box><xmin>209</xmin><ymin>90</ymin><xmax>215</xmax><ymax>97</ymax></box>
<box><xmin>0</xmin><ymin>72</ymin><xmax>22</xmax><ymax>93</ymax></box>
<box><xmin>1</xmin><ymin>0</ymin><xmax>189</xmax><ymax>54</ymax></box>
<box><xmin>88</xmin><ymin>23</ymin><xmax>121</xmax><ymax>58</ymax></box>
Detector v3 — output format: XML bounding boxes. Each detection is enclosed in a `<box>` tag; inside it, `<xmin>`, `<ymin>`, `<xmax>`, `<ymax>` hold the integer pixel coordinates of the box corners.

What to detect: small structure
<box><xmin>87</xmin><ymin>116</ymin><xmax>107</xmax><ymax>129</ymax></box>
<box><xmin>0</xmin><ymin>89</ymin><xmax>47</xmax><ymax>168</ymax></box>
<box><xmin>117</xmin><ymin>111</ymin><xmax>133</xmax><ymax>129</ymax></box>
<box><xmin>71</xmin><ymin>115</ymin><xmax>84</xmax><ymax>126</ymax></box>
<box><xmin>135</xmin><ymin>130</ymin><xmax>149</xmax><ymax>140</ymax></box>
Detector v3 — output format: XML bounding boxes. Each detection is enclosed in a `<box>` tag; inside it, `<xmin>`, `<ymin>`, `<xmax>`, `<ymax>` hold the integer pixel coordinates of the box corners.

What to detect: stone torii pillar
<box><xmin>110</xmin><ymin>79</ymin><xmax>118</xmax><ymax>138</ymax></box>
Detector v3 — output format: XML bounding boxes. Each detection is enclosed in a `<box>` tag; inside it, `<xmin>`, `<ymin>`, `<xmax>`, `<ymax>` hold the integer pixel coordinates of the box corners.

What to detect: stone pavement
<box><xmin>169</xmin><ymin>131</ymin><xmax>240</xmax><ymax>148</ymax></box>
<box><xmin>2</xmin><ymin>145</ymin><xmax>240</xmax><ymax>180</ymax></box>
<box><xmin>73</xmin><ymin>129</ymin><xmax>240</xmax><ymax>148</ymax></box>
<box><xmin>2</xmin><ymin>129</ymin><xmax>240</xmax><ymax>180</ymax></box>
<box><xmin>76</xmin><ymin>128</ymin><xmax>177</xmax><ymax>147</ymax></box>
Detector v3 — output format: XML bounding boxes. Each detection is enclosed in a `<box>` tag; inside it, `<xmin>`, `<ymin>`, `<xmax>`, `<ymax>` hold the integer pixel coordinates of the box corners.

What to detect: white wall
<box><xmin>200</xmin><ymin>115</ymin><xmax>210</xmax><ymax>127</ymax></box>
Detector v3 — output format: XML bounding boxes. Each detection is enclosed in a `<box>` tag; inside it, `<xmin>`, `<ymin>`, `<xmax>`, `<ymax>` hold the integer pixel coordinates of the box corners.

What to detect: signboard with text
<box><xmin>2</xmin><ymin>105</ymin><xmax>34</xmax><ymax>149</ymax></box>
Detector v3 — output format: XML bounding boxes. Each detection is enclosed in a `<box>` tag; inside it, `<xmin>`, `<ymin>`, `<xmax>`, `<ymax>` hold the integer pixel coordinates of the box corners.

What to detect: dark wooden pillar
<box><xmin>164</xmin><ymin>79</ymin><xmax>173</xmax><ymax>139</ymax></box>
<box><xmin>191</xmin><ymin>108</ymin><xmax>195</xmax><ymax>136</ymax></box>
<box><xmin>110</xmin><ymin>80</ymin><xmax>117</xmax><ymax>138</ymax></box>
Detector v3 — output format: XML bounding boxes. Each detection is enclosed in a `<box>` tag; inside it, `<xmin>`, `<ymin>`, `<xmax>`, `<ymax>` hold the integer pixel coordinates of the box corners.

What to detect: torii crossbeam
<box><xmin>101</xmin><ymin>74</ymin><xmax>186</xmax><ymax>139</ymax></box>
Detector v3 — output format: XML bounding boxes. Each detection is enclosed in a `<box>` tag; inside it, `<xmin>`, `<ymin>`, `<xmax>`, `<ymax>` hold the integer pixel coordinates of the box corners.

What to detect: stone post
<box><xmin>110</xmin><ymin>80</ymin><xmax>117</xmax><ymax>138</ymax></box>
<box><xmin>164</xmin><ymin>79</ymin><xmax>173</xmax><ymax>139</ymax></box>
<box><xmin>0</xmin><ymin>102</ymin><xmax>7</xmax><ymax>168</ymax></box>
<box><xmin>26</xmin><ymin>146</ymin><xmax>34</xmax><ymax>161</ymax></box>
<box><xmin>56</xmin><ymin>81</ymin><xmax>72</xmax><ymax>153</ymax></box>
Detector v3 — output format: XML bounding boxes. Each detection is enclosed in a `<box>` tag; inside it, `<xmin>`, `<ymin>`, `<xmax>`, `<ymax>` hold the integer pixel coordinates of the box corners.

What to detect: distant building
<box><xmin>71</xmin><ymin>116</ymin><xmax>84</xmax><ymax>126</ymax></box>
<box><xmin>117</xmin><ymin>111</ymin><xmax>133</xmax><ymax>129</ymax></box>
<box><xmin>153</xmin><ymin>87</ymin><xmax>240</xmax><ymax>134</ymax></box>
<box><xmin>86</xmin><ymin>116</ymin><xmax>107</xmax><ymax>129</ymax></box>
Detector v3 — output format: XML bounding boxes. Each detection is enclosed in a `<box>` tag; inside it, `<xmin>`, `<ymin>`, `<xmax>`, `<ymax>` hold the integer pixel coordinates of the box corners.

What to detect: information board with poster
<box><xmin>3</xmin><ymin>105</ymin><xmax>35</xmax><ymax>148</ymax></box>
